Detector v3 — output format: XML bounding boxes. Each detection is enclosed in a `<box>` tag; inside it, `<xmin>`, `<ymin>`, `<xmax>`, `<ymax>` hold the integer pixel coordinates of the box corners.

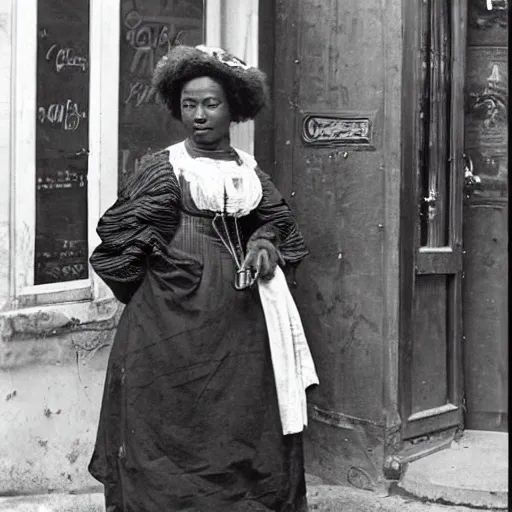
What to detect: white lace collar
<box><xmin>167</xmin><ymin>141</ymin><xmax>263</xmax><ymax>217</ymax></box>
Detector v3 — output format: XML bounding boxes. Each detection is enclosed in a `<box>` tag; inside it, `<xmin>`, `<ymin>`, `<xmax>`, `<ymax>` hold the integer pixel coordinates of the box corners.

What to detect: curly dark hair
<box><xmin>151</xmin><ymin>45</ymin><xmax>269</xmax><ymax>123</ymax></box>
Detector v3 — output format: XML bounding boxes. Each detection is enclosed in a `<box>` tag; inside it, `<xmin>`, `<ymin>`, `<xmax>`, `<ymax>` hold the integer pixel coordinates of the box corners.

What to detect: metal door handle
<box><xmin>463</xmin><ymin>153</ymin><xmax>481</xmax><ymax>190</ymax></box>
<box><xmin>423</xmin><ymin>189</ymin><xmax>438</xmax><ymax>206</ymax></box>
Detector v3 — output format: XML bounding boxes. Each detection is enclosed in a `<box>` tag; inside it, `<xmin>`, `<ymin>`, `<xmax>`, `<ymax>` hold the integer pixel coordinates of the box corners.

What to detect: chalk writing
<box><xmin>37</xmin><ymin>169</ymin><xmax>86</xmax><ymax>190</ymax></box>
<box><xmin>124</xmin><ymin>9</ymin><xmax>189</xmax><ymax>76</ymax></box>
<box><xmin>36</xmin><ymin>262</ymin><xmax>87</xmax><ymax>281</ymax></box>
<box><xmin>35</xmin><ymin>0</ymin><xmax>90</xmax><ymax>286</ymax></box>
<box><xmin>45</xmin><ymin>44</ymin><xmax>88</xmax><ymax>72</ymax></box>
<box><xmin>302</xmin><ymin>115</ymin><xmax>371</xmax><ymax>145</ymax></box>
<box><xmin>37</xmin><ymin>100</ymin><xmax>87</xmax><ymax>131</ymax></box>
<box><xmin>124</xmin><ymin>80</ymin><xmax>158</xmax><ymax>106</ymax></box>
<box><xmin>36</xmin><ymin>239</ymin><xmax>88</xmax><ymax>260</ymax></box>
<box><xmin>118</xmin><ymin>3</ymin><xmax>204</xmax><ymax>188</ymax></box>
<box><xmin>126</xmin><ymin>19</ymin><xmax>169</xmax><ymax>75</ymax></box>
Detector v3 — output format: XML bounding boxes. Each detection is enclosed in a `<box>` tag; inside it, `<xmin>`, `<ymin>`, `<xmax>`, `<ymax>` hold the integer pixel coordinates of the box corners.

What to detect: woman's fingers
<box><xmin>258</xmin><ymin>249</ymin><xmax>276</xmax><ymax>280</ymax></box>
<box><xmin>241</xmin><ymin>248</ymin><xmax>276</xmax><ymax>281</ymax></box>
<box><xmin>241</xmin><ymin>248</ymin><xmax>257</xmax><ymax>270</ymax></box>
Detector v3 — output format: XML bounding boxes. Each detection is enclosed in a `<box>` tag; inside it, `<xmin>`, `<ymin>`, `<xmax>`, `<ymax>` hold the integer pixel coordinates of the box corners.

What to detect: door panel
<box><xmin>411</xmin><ymin>276</ymin><xmax>448</xmax><ymax>415</ymax></box>
<box><xmin>400</xmin><ymin>0</ymin><xmax>466</xmax><ymax>441</ymax></box>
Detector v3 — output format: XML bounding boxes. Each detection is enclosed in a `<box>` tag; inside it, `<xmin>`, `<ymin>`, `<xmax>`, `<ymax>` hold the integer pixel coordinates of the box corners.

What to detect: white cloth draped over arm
<box><xmin>257</xmin><ymin>267</ymin><xmax>319</xmax><ymax>435</ymax></box>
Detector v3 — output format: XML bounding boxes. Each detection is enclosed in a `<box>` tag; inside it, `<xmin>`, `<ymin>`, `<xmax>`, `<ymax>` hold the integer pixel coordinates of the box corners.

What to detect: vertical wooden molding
<box><xmin>254</xmin><ymin>0</ymin><xmax>275</xmax><ymax>175</ymax></box>
<box><xmin>399</xmin><ymin>0</ymin><xmax>427</xmax><ymax>428</ymax></box>
<box><xmin>12</xmin><ymin>0</ymin><xmax>37</xmax><ymax>298</ymax></box>
<box><xmin>381</xmin><ymin>0</ymin><xmax>404</xmax><ymax>431</ymax></box>
<box><xmin>90</xmin><ymin>0</ymin><xmax>120</xmax><ymax>301</ymax></box>
<box><xmin>447</xmin><ymin>0</ymin><xmax>467</xmax><ymax>409</ymax></box>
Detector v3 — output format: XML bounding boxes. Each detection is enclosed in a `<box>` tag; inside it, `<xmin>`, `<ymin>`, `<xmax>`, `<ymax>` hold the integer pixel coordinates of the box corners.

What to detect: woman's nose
<box><xmin>194</xmin><ymin>105</ymin><xmax>206</xmax><ymax>122</ymax></box>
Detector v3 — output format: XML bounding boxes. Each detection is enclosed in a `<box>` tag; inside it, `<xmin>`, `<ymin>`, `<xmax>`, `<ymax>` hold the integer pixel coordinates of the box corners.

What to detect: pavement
<box><xmin>0</xmin><ymin>430</ymin><xmax>507</xmax><ymax>511</ymax></box>
<box><xmin>0</xmin><ymin>486</ymin><xmax>506</xmax><ymax>512</ymax></box>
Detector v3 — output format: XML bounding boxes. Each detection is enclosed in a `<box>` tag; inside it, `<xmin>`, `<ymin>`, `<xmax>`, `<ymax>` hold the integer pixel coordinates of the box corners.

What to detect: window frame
<box><xmin>206</xmin><ymin>0</ymin><xmax>258</xmax><ymax>155</ymax></box>
<box><xmin>11</xmin><ymin>0</ymin><xmax>119</xmax><ymax>308</ymax></box>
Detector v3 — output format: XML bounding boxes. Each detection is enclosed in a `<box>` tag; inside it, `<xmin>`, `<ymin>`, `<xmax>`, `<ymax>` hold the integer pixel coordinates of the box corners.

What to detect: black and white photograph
<box><xmin>0</xmin><ymin>0</ymin><xmax>508</xmax><ymax>510</ymax></box>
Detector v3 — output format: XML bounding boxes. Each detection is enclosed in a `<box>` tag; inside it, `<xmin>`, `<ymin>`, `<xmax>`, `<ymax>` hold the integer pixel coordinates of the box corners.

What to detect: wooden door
<box><xmin>400</xmin><ymin>0</ymin><xmax>466</xmax><ymax>441</ymax></box>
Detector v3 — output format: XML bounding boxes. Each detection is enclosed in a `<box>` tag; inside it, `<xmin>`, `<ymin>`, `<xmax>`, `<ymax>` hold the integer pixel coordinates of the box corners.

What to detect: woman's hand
<box><xmin>242</xmin><ymin>238</ymin><xmax>285</xmax><ymax>282</ymax></box>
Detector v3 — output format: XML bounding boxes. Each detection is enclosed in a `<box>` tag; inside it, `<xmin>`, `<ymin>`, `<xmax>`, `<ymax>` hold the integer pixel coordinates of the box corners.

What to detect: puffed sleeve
<box><xmin>247</xmin><ymin>167</ymin><xmax>308</xmax><ymax>265</ymax></box>
<box><xmin>90</xmin><ymin>150</ymin><xmax>181</xmax><ymax>304</ymax></box>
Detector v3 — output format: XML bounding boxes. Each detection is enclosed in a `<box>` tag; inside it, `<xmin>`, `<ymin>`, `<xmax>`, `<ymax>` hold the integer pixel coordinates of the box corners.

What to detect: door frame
<box><xmin>254</xmin><ymin>0</ymin><xmax>276</xmax><ymax>176</ymax></box>
<box><xmin>399</xmin><ymin>0</ymin><xmax>468</xmax><ymax>443</ymax></box>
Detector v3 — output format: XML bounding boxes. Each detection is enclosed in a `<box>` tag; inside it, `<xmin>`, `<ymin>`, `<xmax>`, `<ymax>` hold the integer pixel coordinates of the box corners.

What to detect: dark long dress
<box><xmin>88</xmin><ymin>145</ymin><xmax>310</xmax><ymax>511</ymax></box>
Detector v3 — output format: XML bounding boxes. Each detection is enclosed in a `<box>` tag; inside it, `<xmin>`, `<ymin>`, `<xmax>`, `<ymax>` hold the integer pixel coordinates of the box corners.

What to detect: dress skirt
<box><xmin>88</xmin><ymin>196</ymin><xmax>308</xmax><ymax>511</ymax></box>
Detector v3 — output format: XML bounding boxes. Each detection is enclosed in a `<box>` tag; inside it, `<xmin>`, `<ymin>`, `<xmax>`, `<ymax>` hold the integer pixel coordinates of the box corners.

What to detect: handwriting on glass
<box><xmin>126</xmin><ymin>24</ymin><xmax>170</xmax><ymax>75</ymax></box>
<box><xmin>37</xmin><ymin>170</ymin><xmax>86</xmax><ymax>190</ymax></box>
<box><xmin>37</xmin><ymin>239</ymin><xmax>88</xmax><ymax>261</ymax></box>
<box><xmin>38</xmin><ymin>100</ymin><xmax>87</xmax><ymax>131</ymax></box>
<box><xmin>302</xmin><ymin>115</ymin><xmax>371</xmax><ymax>145</ymax></box>
<box><xmin>124</xmin><ymin>80</ymin><xmax>157</xmax><ymax>107</ymax></box>
<box><xmin>123</xmin><ymin>10</ymin><xmax>191</xmax><ymax>108</ymax></box>
<box><xmin>45</xmin><ymin>44</ymin><xmax>88</xmax><ymax>72</ymax></box>
<box><xmin>38</xmin><ymin>263</ymin><xmax>87</xmax><ymax>281</ymax></box>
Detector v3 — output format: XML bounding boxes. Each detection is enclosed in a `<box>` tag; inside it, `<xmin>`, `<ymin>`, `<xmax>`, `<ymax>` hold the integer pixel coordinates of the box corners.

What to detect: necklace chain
<box><xmin>212</xmin><ymin>214</ymin><xmax>244</xmax><ymax>270</ymax></box>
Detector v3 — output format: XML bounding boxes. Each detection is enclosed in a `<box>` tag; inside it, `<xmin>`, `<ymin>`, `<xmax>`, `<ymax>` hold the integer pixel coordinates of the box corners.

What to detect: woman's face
<box><xmin>180</xmin><ymin>76</ymin><xmax>232</xmax><ymax>150</ymax></box>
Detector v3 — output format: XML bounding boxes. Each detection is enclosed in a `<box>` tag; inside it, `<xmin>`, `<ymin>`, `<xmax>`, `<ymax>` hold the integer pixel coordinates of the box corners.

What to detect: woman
<box><xmin>88</xmin><ymin>44</ymin><xmax>317</xmax><ymax>512</ymax></box>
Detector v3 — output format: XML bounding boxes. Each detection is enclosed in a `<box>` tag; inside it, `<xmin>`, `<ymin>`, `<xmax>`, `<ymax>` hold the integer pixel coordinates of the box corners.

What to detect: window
<box><xmin>118</xmin><ymin>0</ymin><xmax>205</xmax><ymax>190</ymax></box>
<box><xmin>12</xmin><ymin>0</ymin><xmax>118</xmax><ymax>307</ymax></box>
<box><xmin>116</xmin><ymin>0</ymin><xmax>259</xmax><ymax>189</ymax></box>
<box><xmin>35</xmin><ymin>0</ymin><xmax>90</xmax><ymax>285</ymax></box>
<box><xmin>9</xmin><ymin>0</ymin><xmax>259</xmax><ymax>309</ymax></box>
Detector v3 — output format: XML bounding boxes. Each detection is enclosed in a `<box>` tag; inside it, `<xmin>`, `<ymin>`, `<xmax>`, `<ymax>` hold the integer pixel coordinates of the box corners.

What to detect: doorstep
<box><xmin>399</xmin><ymin>430</ymin><xmax>508</xmax><ymax>509</ymax></box>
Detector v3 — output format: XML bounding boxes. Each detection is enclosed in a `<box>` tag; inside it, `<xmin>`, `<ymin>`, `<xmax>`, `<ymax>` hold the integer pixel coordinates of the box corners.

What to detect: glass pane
<box><xmin>118</xmin><ymin>0</ymin><xmax>205</xmax><ymax>190</ymax></box>
<box><xmin>35</xmin><ymin>0</ymin><xmax>90</xmax><ymax>284</ymax></box>
<box><xmin>419</xmin><ymin>0</ymin><xmax>451</xmax><ymax>248</ymax></box>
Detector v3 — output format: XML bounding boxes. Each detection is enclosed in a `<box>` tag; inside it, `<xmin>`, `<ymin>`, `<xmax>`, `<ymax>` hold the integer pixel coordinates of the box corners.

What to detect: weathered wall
<box><xmin>272</xmin><ymin>0</ymin><xmax>402</xmax><ymax>490</ymax></box>
<box><xmin>0</xmin><ymin>299</ymin><xmax>120</xmax><ymax>494</ymax></box>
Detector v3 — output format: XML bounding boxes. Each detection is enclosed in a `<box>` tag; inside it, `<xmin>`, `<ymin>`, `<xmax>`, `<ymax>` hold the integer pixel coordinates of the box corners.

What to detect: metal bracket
<box><xmin>463</xmin><ymin>153</ymin><xmax>481</xmax><ymax>193</ymax></box>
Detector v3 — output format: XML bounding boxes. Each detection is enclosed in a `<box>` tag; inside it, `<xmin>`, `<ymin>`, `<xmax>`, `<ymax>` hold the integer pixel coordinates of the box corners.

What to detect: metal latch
<box><xmin>463</xmin><ymin>153</ymin><xmax>481</xmax><ymax>193</ymax></box>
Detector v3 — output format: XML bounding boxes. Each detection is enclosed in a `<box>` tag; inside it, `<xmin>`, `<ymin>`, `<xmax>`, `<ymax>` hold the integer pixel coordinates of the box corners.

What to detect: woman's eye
<box><xmin>206</xmin><ymin>102</ymin><xmax>220</xmax><ymax>109</ymax></box>
<box><xmin>182</xmin><ymin>103</ymin><xmax>195</xmax><ymax>109</ymax></box>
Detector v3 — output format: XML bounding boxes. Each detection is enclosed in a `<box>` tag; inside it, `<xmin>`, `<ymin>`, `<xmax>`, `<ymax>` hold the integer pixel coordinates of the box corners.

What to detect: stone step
<box><xmin>399</xmin><ymin>430</ymin><xmax>508</xmax><ymax>510</ymax></box>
